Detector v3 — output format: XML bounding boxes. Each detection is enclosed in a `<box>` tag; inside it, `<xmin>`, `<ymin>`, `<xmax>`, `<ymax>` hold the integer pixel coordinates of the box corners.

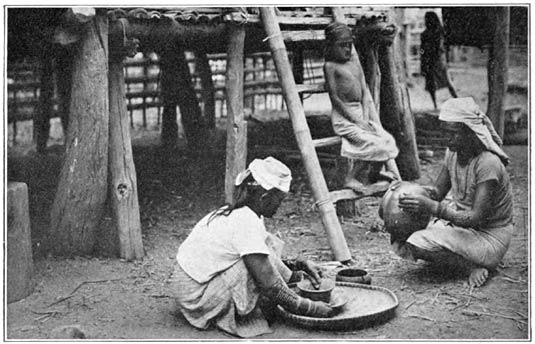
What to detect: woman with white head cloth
<box><xmin>171</xmin><ymin>157</ymin><xmax>333</xmax><ymax>338</ymax></box>
<box><xmin>394</xmin><ymin>97</ymin><xmax>513</xmax><ymax>288</ymax></box>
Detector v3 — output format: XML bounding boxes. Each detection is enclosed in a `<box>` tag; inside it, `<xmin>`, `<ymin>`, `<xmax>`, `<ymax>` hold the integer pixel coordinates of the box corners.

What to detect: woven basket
<box><xmin>275</xmin><ymin>282</ymin><xmax>398</xmax><ymax>331</ymax></box>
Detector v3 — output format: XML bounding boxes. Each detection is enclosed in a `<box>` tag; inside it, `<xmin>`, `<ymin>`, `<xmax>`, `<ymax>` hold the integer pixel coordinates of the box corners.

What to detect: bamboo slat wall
<box><xmin>7</xmin><ymin>50</ymin><xmax>325</xmax><ymax>142</ymax></box>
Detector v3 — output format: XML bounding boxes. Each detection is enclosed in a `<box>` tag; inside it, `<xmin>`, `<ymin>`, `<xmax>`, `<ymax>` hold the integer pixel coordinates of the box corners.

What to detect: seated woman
<box><xmin>394</xmin><ymin>97</ymin><xmax>513</xmax><ymax>288</ymax></box>
<box><xmin>323</xmin><ymin>22</ymin><xmax>400</xmax><ymax>190</ymax></box>
<box><xmin>170</xmin><ymin>157</ymin><xmax>333</xmax><ymax>338</ymax></box>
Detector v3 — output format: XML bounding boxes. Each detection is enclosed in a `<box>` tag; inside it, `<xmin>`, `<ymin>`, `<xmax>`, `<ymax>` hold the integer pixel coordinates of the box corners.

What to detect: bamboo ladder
<box><xmin>259</xmin><ymin>7</ymin><xmax>354</xmax><ymax>262</ymax></box>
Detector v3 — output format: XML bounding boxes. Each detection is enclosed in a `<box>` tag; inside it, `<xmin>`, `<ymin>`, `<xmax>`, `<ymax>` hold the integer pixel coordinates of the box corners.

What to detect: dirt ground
<box><xmin>5</xmin><ymin>51</ymin><xmax>529</xmax><ymax>340</ymax></box>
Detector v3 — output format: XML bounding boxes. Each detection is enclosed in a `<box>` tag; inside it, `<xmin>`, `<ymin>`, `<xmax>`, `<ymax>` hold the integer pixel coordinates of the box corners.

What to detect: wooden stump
<box><xmin>7</xmin><ymin>182</ymin><xmax>34</xmax><ymax>303</ymax></box>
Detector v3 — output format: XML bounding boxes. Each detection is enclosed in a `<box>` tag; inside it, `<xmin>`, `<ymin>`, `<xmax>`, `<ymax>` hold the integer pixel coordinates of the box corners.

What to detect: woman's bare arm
<box><xmin>439</xmin><ymin>180</ymin><xmax>496</xmax><ymax>228</ymax></box>
<box><xmin>243</xmin><ymin>253</ymin><xmax>333</xmax><ymax>317</ymax></box>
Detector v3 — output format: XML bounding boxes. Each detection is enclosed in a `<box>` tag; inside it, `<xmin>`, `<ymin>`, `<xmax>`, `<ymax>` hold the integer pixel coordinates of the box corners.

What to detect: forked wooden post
<box><xmin>224</xmin><ymin>23</ymin><xmax>247</xmax><ymax>203</ymax></box>
<box><xmin>260</xmin><ymin>7</ymin><xmax>351</xmax><ymax>262</ymax></box>
<box><xmin>108</xmin><ymin>50</ymin><xmax>144</xmax><ymax>261</ymax></box>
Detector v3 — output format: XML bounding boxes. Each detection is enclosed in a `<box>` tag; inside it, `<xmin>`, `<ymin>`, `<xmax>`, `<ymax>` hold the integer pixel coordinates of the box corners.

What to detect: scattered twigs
<box><xmin>497</xmin><ymin>276</ymin><xmax>525</xmax><ymax>283</ymax></box>
<box><xmin>405</xmin><ymin>300</ymin><xmax>417</xmax><ymax>310</ymax></box>
<box><xmin>31</xmin><ymin>309</ymin><xmax>65</xmax><ymax>322</ymax></box>
<box><xmin>47</xmin><ymin>294</ymin><xmax>76</xmax><ymax>307</ymax></box>
<box><xmin>462</xmin><ymin>309</ymin><xmax>527</xmax><ymax>325</ymax></box>
<box><xmin>465</xmin><ymin>286</ymin><xmax>474</xmax><ymax>307</ymax></box>
<box><xmin>407</xmin><ymin>314</ymin><xmax>436</xmax><ymax>322</ymax></box>
<box><xmin>48</xmin><ymin>277</ymin><xmax>125</xmax><ymax>307</ymax></box>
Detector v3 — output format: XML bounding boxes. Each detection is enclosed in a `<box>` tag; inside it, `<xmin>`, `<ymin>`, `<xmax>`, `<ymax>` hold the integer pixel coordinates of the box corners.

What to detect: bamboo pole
<box><xmin>224</xmin><ymin>24</ymin><xmax>247</xmax><ymax>203</ymax></box>
<box><xmin>108</xmin><ymin>52</ymin><xmax>144</xmax><ymax>261</ymax></box>
<box><xmin>260</xmin><ymin>7</ymin><xmax>351</xmax><ymax>262</ymax></box>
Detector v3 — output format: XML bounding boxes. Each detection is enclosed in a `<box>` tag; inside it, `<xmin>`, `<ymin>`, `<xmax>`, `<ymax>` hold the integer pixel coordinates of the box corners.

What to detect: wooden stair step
<box><xmin>296</xmin><ymin>83</ymin><xmax>326</xmax><ymax>94</ymax></box>
<box><xmin>313</xmin><ymin>136</ymin><xmax>341</xmax><ymax>148</ymax></box>
<box><xmin>330</xmin><ymin>181</ymin><xmax>390</xmax><ymax>203</ymax></box>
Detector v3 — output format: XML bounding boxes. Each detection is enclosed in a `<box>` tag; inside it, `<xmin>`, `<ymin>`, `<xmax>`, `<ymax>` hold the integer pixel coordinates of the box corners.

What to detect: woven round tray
<box><xmin>275</xmin><ymin>281</ymin><xmax>399</xmax><ymax>331</ymax></box>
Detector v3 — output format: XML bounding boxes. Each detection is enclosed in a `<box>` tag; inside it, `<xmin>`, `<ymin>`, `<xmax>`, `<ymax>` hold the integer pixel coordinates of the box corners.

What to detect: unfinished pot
<box><xmin>297</xmin><ymin>278</ymin><xmax>335</xmax><ymax>303</ymax></box>
<box><xmin>379</xmin><ymin>181</ymin><xmax>432</xmax><ymax>241</ymax></box>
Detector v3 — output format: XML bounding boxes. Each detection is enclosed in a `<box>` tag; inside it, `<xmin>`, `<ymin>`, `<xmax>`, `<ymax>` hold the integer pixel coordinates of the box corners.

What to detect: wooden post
<box><xmin>224</xmin><ymin>24</ymin><xmax>247</xmax><ymax>203</ymax></box>
<box><xmin>7</xmin><ymin>182</ymin><xmax>34</xmax><ymax>303</ymax></box>
<box><xmin>174</xmin><ymin>49</ymin><xmax>206</xmax><ymax>150</ymax></box>
<box><xmin>50</xmin><ymin>12</ymin><xmax>109</xmax><ymax>256</ymax></box>
<box><xmin>108</xmin><ymin>50</ymin><xmax>144</xmax><ymax>261</ymax></box>
<box><xmin>35</xmin><ymin>45</ymin><xmax>53</xmax><ymax>153</ymax></box>
<box><xmin>195</xmin><ymin>50</ymin><xmax>216</xmax><ymax>129</ymax></box>
<box><xmin>486</xmin><ymin>7</ymin><xmax>509</xmax><ymax>139</ymax></box>
<box><xmin>292</xmin><ymin>47</ymin><xmax>305</xmax><ymax>103</ymax></box>
<box><xmin>260</xmin><ymin>7</ymin><xmax>351</xmax><ymax>262</ymax></box>
<box><xmin>56</xmin><ymin>47</ymin><xmax>74</xmax><ymax>134</ymax></box>
<box><xmin>377</xmin><ymin>22</ymin><xmax>421</xmax><ymax>180</ymax></box>
<box><xmin>160</xmin><ymin>48</ymin><xmax>180</xmax><ymax>147</ymax></box>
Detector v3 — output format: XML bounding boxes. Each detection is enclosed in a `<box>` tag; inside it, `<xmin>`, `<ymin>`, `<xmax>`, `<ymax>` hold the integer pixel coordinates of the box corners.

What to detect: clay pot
<box><xmin>297</xmin><ymin>278</ymin><xmax>335</xmax><ymax>303</ymax></box>
<box><xmin>335</xmin><ymin>268</ymin><xmax>372</xmax><ymax>285</ymax></box>
<box><xmin>379</xmin><ymin>181</ymin><xmax>432</xmax><ymax>241</ymax></box>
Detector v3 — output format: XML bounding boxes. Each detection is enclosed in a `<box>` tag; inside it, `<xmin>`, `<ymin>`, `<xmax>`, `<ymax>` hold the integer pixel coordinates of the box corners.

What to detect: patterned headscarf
<box><xmin>439</xmin><ymin>97</ymin><xmax>509</xmax><ymax>165</ymax></box>
<box><xmin>235</xmin><ymin>157</ymin><xmax>292</xmax><ymax>192</ymax></box>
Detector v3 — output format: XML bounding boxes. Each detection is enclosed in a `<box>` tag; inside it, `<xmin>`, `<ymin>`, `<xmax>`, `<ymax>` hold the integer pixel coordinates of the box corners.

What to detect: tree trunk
<box><xmin>35</xmin><ymin>45</ymin><xmax>54</xmax><ymax>153</ymax></box>
<box><xmin>486</xmin><ymin>8</ymin><xmax>509</xmax><ymax>139</ymax></box>
<box><xmin>195</xmin><ymin>50</ymin><xmax>216</xmax><ymax>129</ymax></box>
<box><xmin>377</xmin><ymin>33</ymin><xmax>420</xmax><ymax>180</ymax></box>
<box><xmin>108</xmin><ymin>54</ymin><xmax>144</xmax><ymax>261</ymax></box>
<box><xmin>50</xmin><ymin>14</ymin><xmax>109</xmax><ymax>256</ymax></box>
<box><xmin>224</xmin><ymin>24</ymin><xmax>247</xmax><ymax>203</ymax></box>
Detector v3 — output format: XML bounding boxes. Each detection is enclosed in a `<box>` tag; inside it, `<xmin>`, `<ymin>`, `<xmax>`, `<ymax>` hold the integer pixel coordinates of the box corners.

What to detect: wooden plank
<box><xmin>281</xmin><ymin>30</ymin><xmax>325</xmax><ymax>42</ymax></box>
<box><xmin>224</xmin><ymin>10</ymin><xmax>388</xmax><ymax>26</ymax></box>
<box><xmin>330</xmin><ymin>189</ymin><xmax>359</xmax><ymax>203</ymax></box>
<box><xmin>224</xmin><ymin>24</ymin><xmax>247</xmax><ymax>203</ymax></box>
<box><xmin>296</xmin><ymin>83</ymin><xmax>325</xmax><ymax>93</ymax></box>
<box><xmin>313</xmin><ymin>136</ymin><xmax>341</xmax><ymax>148</ymax></box>
<box><xmin>260</xmin><ymin>7</ymin><xmax>351</xmax><ymax>262</ymax></box>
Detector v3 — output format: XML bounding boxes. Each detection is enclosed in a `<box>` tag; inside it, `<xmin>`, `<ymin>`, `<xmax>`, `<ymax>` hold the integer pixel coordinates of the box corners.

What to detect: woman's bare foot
<box><xmin>468</xmin><ymin>267</ymin><xmax>489</xmax><ymax>287</ymax></box>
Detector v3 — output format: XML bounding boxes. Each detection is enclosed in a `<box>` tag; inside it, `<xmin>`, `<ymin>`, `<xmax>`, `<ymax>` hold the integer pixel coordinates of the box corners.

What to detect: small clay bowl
<box><xmin>297</xmin><ymin>278</ymin><xmax>335</xmax><ymax>303</ymax></box>
<box><xmin>336</xmin><ymin>268</ymin><xmax>372</xmax><ymax>285</ymax></box>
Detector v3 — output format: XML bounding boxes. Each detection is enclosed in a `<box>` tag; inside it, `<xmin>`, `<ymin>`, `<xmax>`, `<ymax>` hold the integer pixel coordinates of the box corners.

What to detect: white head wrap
<box><xmin>439</xmin><ymin>97</ymin><xmax>509</xmax><ymax>165</ymax></box>
<box><xmin>234</xmin><ymin>157</ymin><xmax>292</xmax><ymax>192</ymax></box>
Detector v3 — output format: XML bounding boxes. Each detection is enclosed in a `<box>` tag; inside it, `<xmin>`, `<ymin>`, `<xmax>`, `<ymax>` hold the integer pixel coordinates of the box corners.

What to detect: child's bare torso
<box><xmin>328</xmin><ymin>58</ymin><xmax>363</xmax><ymax>103</ymax></box>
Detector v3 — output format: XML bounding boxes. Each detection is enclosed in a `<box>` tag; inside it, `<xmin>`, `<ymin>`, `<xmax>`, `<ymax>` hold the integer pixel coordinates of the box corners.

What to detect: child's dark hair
<box><xmin>207</xmin><ymin>174</ymin><xmax>266</xmax><ymax>224</ymax></box>
<box><xmin>324</xmin><ymin>21</ymin><xmax>352</xmax><ymax>61</ymax></box>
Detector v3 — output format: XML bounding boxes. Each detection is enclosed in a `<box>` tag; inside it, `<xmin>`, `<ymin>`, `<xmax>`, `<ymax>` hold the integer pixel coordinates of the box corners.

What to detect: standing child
<box><xmin>323</xmin><ymin>22</ymin><xmax>400</xmax><ymax>191</ymax></box>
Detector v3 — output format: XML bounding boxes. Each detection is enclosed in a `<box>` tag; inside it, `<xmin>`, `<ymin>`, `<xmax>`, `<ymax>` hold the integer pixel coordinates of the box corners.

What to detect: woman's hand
<box><xmin>299</xmin><ymin>260</ymin><xmax>324</xmax><ymax>288</ymax></box>
<box><xmin>306</xmin><ymin>300</ymin><xmax>334</xmax><ymax>318</ymax></box>
<box><xmin>398</xmin><ymin>193</ymin><xmax>438</xmax><ymax>215</ymax></box>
